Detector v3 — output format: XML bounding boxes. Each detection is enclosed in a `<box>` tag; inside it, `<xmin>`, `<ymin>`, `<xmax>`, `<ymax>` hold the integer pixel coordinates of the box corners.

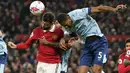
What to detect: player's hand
<box><xmin>124</xmin><ymin>59</ymin><xmax>130</xmax><ymax>67</ymax></box>
<box><xmin>8</xmin><ymin>41</ymin><xmax>16</xmax><ymax>49</ymax></box>
<box><xmin>114</xmin><ymin>4</ymin><xmax>127</xmax><ymax>12</ymax></box>
<box><xmin>39</xmin><ymin>36</ymin><xmax>49</xmax><ymax>45</ymax></box>
<box><xmin>59</xmin><ymin>38</ymin><xmax>68</xmax><ymax>50</ymax></box>
<box><xmin>68</xmin><ymin>37</ymin><xmax>76</xmax><ymax>47</ymax></box>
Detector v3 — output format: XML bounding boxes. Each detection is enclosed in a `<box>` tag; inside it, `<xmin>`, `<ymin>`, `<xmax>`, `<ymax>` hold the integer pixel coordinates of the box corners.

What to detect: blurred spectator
<box><xmin>4</xmin><ymin>66</ymin><xmax>11</xmax><ymax>73</ymax></box>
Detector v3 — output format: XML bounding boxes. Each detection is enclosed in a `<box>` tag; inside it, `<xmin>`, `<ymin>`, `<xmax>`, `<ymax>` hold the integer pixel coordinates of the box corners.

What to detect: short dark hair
<box><xmin>125</xmin><ymin>38</ymin><xmax>130</xmax><ymax>44</ymax></box>
<box><xmin>57</xmin><ymin>13</ymin><xmax>68</xmax><ymax>24</ymax></box>
<box><xmin>42</xmin><ymin>12</ymin><xmax>55</xmax><ymax>23</ymax></box>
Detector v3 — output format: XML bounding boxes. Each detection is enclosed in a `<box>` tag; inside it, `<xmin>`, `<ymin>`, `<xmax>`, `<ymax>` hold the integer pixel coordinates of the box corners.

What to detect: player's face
<box><xmin>62</xmin><ymin>16</ymin><xmax>72</xmax><ymax>28</ymax></box>
<box><xmin>42</xmin><ymin>21</ymin><xmax>52</xmax><ymax>30</ymax></box>
<box><xmin>126</xmin><ymin>43</ymin><xmax>130</xmax><ymax>50</ymax></box>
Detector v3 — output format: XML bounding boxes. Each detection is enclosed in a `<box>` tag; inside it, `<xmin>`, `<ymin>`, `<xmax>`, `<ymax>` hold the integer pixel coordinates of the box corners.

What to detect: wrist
<box><xmin>45</xmin><ymin>41</ymin><xmax>50</xmax><ymax>45</ymax></box>
<box><xmin>112</xmin><ymin>8</ymin><xmax>117</xmax><ymax>12</ymax></box>
<box><xmin>15</xmin><ymin>45</ymin><xmax>17</xmax><ymax>48</ymax></box>
<box><xmin>14</xmin><ymin>45</ymin><xmax>17</xmax><ymax>49</ymax></box>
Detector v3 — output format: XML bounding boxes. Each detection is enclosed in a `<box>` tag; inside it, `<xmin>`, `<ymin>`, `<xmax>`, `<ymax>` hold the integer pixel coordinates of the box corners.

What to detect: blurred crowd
<box><xmin>0</xmin><ymin>0</ymin><xmax>130</xmax><ymax>73</ymax></box>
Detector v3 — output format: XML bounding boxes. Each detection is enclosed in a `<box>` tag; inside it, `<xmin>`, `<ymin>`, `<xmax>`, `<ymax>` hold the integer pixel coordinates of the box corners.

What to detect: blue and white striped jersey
<box><xmin>68</xmin><ymin>8</ymin><xmax>104</xmax><ymax>40</ymax></box>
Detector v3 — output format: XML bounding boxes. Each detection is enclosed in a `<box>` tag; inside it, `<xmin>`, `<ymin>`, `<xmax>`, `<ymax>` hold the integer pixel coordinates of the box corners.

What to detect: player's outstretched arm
<box><xmin>8</xmin><ymin>35</ymin><xmax>34</xmax><ymax>49</ymax></box>
<box><xmin>91</xmin><ymin>4</ymin><xmax>127</xmax><ymax>13</ymax></box>
<box><xmin>8</xmin><ymin>41</ymin><xmax>31</xmax><ymax>49</ymax></box>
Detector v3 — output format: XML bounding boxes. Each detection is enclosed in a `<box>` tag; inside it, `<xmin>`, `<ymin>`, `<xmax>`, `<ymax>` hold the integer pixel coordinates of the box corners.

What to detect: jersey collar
<box><xmin>43</xmin><ymin>24</ymin><xmax>56</xmax><ymax>32</ymax></box>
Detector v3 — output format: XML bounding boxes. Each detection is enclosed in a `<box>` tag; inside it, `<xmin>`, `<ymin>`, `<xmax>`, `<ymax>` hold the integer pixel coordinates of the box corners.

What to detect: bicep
<box><xmin>91</xmin><ymin>7</ymin><xmax>101</xmax><ymax>13</ymax></box>
<box><xmin>16</xmin><ymin>38</ymin><xmax>34</xmax><ymax>49</ymax></box>
<box><xmin>91</xmin><ymin>5</ymin><xmax>106</xmax><ymax>13</ymax></box>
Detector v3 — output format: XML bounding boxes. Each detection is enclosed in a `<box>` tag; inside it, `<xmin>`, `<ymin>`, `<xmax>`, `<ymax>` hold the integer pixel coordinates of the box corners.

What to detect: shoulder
<box><xmin>55</xmin><ymin>23</ymin><xmax>62</xmax><ymax>28</ymax></box>
<box><xmin>119</xmin><ymin>52</ymin><xmax>126</xmax><ymax>58</ymax></box>
<box><xmin>29</xmin><ymin>26</ymin><xmax>41</xmax><ymax>38</ymax></box>
<box><xmin>34</xmin><ymin>26</ymin><xmax>41</xmax><ymax>30</ymax></box>
<box><xmin>54</xmin><ymin>27</ymin><xmax>64</xmax><ymax>37</ymax></box>
<box><xmin>68</xmin><ymin>8</ymin><xmax>90</xmax><ymax>14</ymax></box>
<box><xmin>53</xmin><ymin>27</ymin><xmax>64</xmax><ymax>38</ymax></box>
<box><xmin>32</xmin><ymin>26</ymin><xmax>42</xmax><ymax>33</ymax></box>
<box><xmin>55</xmin><ymin>27</ymin><xmax>63</xmax><ymax>33</ymax></box>
<box><xmin>68</xmin><ymin>9</ymin><xmax>78</xmax><ymax>17</ymax></box>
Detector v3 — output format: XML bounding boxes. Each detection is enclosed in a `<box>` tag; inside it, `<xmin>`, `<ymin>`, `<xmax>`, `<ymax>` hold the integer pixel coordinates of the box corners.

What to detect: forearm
<box><xmin>46</xmin><ymin>42</ymin><xmax>60</xmax><ymax>48</ymax></box>
<box><xmin>91</xmin><ymin>5</ymin><xmax>116</xmax><ymax>13</ymax></box>
<box><xmin>64</xmin><ymin>32</ymin><xmax>78</xmax><ymax>43</ymax></box>
<box><xmin>16</xmin><ymin>39</ymin><xmax>33</xmax><ymax>49</ymax></box>
<box><xmin>16</xmin><ymin>43</ymin><xmax>30</xmax><ymax>49</ymax></box>
<box><xmin>98</xmin><ymin>5</ymin><xmax>115</xmax><ymax>12</ymax></box>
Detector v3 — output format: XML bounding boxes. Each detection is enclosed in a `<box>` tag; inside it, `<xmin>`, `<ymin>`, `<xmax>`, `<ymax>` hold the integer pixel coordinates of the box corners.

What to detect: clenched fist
<box><xmin>8</xmin><ymin>41</ymin><xmax>16</xmax><ymax>49</ymax></box>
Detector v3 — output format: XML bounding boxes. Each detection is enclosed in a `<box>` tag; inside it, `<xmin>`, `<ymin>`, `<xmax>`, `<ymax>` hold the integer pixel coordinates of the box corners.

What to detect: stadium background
<box><xmin>0</xmin><ymin>0</ymin><xmax>130</xmax><ymax>73</ymax></box>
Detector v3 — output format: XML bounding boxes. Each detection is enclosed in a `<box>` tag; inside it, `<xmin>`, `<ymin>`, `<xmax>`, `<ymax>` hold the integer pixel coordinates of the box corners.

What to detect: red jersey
<box><xmin>118</xmin><ymin>50</ymin><xmax>130</xmax><ymax>73</ymax></box>
<box><xmin>16</xmin><ymin>25</ymin><xmax>64</xmax><ymax>63</ymax></box>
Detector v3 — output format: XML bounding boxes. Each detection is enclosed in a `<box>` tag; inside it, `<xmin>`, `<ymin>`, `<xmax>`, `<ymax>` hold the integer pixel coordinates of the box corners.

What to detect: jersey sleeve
<box><xmin>16</xmin><ymin>29</ymin><xmax>38</xmax><ymax>49</ymax></box>
<box><xmin>68</xmin><ymin>8</ymin><xmax>91</xmax><ymax>21</ymax></box>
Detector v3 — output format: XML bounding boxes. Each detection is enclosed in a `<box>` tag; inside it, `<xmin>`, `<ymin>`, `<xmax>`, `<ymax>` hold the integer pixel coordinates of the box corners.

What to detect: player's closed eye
<box><xmin>61</xmin><ymin>24</ymin><xmax>67</xmax><ymax>27</ymax></box>
<box><xmin>64</xmin><ymin>25</ymin><xmax>69</xmax><ymax>28</ymax></box>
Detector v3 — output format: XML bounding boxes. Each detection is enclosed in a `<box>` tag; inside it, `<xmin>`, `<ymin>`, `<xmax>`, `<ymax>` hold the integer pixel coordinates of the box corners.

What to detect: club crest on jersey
<box><xmin>52</xmin><ymin>34</ymin><xmax>57</xmax><ymax>40</ymax></box>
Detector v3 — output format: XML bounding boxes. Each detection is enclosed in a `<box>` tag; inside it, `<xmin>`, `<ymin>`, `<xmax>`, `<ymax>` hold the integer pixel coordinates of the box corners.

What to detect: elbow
<box><xmin>91</xmin><ymin>5</ymin><xmax>104</xmax><ymax>13</ymax></box>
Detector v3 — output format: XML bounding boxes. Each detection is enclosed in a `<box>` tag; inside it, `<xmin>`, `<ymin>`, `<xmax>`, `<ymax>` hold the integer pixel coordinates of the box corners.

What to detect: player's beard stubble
<box><xmin>42</xmin><ymin>24</ymin><xmax>51</xmax><ymax>30</ymax></box>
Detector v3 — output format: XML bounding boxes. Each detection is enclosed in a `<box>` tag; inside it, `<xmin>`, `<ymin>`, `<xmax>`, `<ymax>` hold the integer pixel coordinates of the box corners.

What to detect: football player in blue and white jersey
<box><xmin>57</xmin><ymin>4</ymin><xmax>127</xmax><ymax>73</ymax></box>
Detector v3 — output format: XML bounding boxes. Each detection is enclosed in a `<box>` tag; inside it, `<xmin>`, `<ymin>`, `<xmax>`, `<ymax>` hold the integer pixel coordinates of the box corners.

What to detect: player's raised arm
<box><xmin>91</xmin><ymin>4</ymin><xmax>127</xmax><ymax>13</ymax></box>
<box><xmin>8</xmin><ymin>37</ymin><xmax>34</xmax><ymax>49</ymax></box>
<box><xmin>8</xmin><ymin>29</ymin><xmax>38</xmax><ymax>49</ymax></box>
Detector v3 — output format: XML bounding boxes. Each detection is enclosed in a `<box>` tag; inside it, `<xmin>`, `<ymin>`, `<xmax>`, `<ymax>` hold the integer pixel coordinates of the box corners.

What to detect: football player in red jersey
<box><xmin>8</xmin><ymin>12</ymin><xmax>64</xmax><ymax>73</ymax></box>
<box><xmin>118</xmin><ymin>38</ymin><xmax>130</xmax><ymax>73</ymax></box>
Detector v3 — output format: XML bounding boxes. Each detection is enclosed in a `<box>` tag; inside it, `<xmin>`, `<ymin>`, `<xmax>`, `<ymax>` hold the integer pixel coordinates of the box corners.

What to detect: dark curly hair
<box><xmin>42</xmin><ymin>12</ymin><xmax>55</xmax><ymax>23</ymax></box>
<box><xmin>125</xmin><ymin>38</ymin><xmax>130</xmax><ymax>44</ymax></box>
<box><xmin>56</xmin><ymin>13</ymin><xmax>68</xmax><ymax>25</ymax></box>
